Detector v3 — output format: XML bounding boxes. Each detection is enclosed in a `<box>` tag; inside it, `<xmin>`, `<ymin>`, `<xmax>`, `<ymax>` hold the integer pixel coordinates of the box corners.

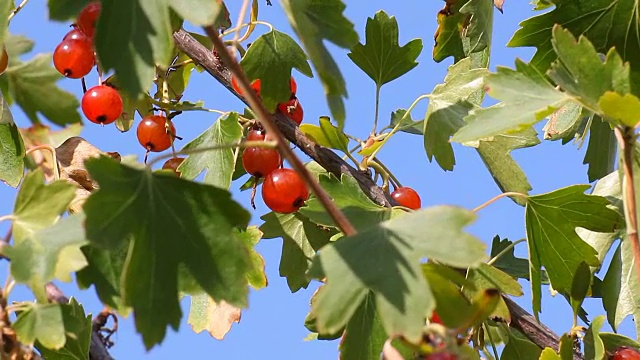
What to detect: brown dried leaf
<box><xmin>20</xmin><ymin>124</ymin><xmax>82</xmax><ymax>182</ymax></box>
<box><xmin>55</xmin><ymin>137</ymin><xmax>120</xmax><ymax>213</ymax></box>
<box><xmin>188</xmin><ymin>293</ymin><xmax>242</xmax><ymax>340</ymax></box>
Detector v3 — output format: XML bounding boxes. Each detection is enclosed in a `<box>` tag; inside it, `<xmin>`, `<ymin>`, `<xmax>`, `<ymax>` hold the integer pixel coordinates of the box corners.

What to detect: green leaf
<box><xmin>76</xmin><ymin>243</ymin><xmax>129</xmax><ymax>313</ymax></box>
<box><xmin>583</xmin><ymin>315</ymin><xmax>606</xmax><ymax>360</ymax></box>
<box><xmin>508</xmin><ymin>0</ymin><xmax>640</xmax><ymax>94</ymax></box>
<box><xmin>558</xmin><ymin>334</ymin><xmax>575</xmax><ymax>360</ymax></box>
<box><xmin>466</xmin><ymin>263</ymin><xmax>523</xmax><ymax>297</ymax></box>
<box><xmin>179</xmin><ymin>112</ymin><xmax>243</xmax><ymax>189</ymax></box>
<box><xmin>281</xmin><ymin>0</ymin><xmax>358</xmax><ymax>128</ymax></box>
<box><xmin>489</xmin><ymin>236</ymin><xmax>548</xmax><ymax>283</ymax></box>
<box><xmin>601</xmin><ymin>240</ymin><xmax>640</xmax><ymax>336</ymax></box>
<box><xmin>548</xmin><ymin>26</ymin><xmax>630</xmax><ymax>112</ymax></box>
<box><xmin>299</xmin><ymin>116</ymin><xmax>349</xmax><ymax>153</ymax></box>
<box><xmin>459</xmin><ymin>0</ymin><xmax>494</xmax><ymax>54</ymax></box>
<box><xmin>7</xmin><ymin>214</ymin><xmax>87</xmax><ymax>301</ymax></box>
<box><xmin>169</xmin><ymin>0</ymin><xmax>222</xmax><ymax>26</ymax></box>
<box><xmin>83</xmin><ymin>156</ymin><xmax>252</xmax><ymax>348</ymax></box>
<box><xmin>542</xmin><ymin>102</ymin><xmax>585</xmax><ymax>141</ymax></box>
<box><xmin>501</xmin><ymin>330</ymin><xmax>542</xmax><ymax>360</ymax></box>
<box><xmin>433</xmin><ymin>0</ymin><xmax>492</xmax><ymax>62</ymax></box>
<box><xmin>423</xmin><ymin>58</ymin><xmax>488</xmax><ymax>171</ymax></box>
<box><xmin>600</xmin><ymin>333</ymin><xmax>640</xmax><ymax>353</ymax></box>
<box><xmin>347</xmin><ymin>10</ymin><xmax>422</xmax><ymax>87</ymax></box>
<box><xmin>309</xmin><ymin>206</ymin><xmax>486</xmax><ymax>342</ymax></box>
<box><xmin>599</xmin><ymin>92</ymin><xmax>640</xmax><ymax>127</ymax></box>
<box><xmin>12</xmin><ymin>169</ymin><xmax>76</xmax><ymax>243</ymax></box>
<box><xmin>47</xmin><ymin>0</ymin><xmax>91</xmax><ymax>21</ymax></box>
<box><xmin>36</xmin><ymin>298</ymin><xmax>92</xmax><ymax>360</ymax></box>
<box><xmin>13</xmin><ymin>303</ymin><xmax>66</xmax><ymax>349</ymax></box>
<box><xmin>188</xmin><ymin>293</ymin><xmax>241</xmax><ymax>340</ymax></box>
<box><xmin>259</xmin><ymin>212</ymin><xmax>334</xmax><ymax>292</ymax></box>
<box><xmin>103</xmin><ymin>75</ymin><xmax>152</xmax><ymax>133</ymax></box>
<box><xmin>475</xmin><ymin>128</ymin><xmax>540</xmax><ymax>204</ymax></box>
<box><xmin>339</xmin><ymin>293</ymin><xmax>386</xmax><ymax>360</ymax></box>
<box><xmin>240</xmin><ymin>30</ymin><xmax>312</xmax><ymax>112</ymax></box>
<box><xmin>583</xmin><ymin>116</ymin><xmax>616</xmax><ymax>182</ymax></box>
<box><xmin>95</xmin><ymin>0</ymin><xmax>174</xmax><ymax>96</ymax></box>
<box><xmin>433</xmin><ymin>0</ymin><xmax>468</xmax><ymax>62</ymax></box>
<box><xmin>4</xmin><ymin>54</ymin><xmax>81</xmax><ymax>125</ymax></box>
<box><xmin>539</xmin><ymin>348</ymin><xmax>561</xmax><ymax>360</ymax></box>
<box><xmin>0</xmin><ymin>0</ymin><xmax>12</xmax><ymax>46</ymax></box>
<box><xmin>0</xmin><ymin>90</ymin><xmax>24</xmax><ymax>187</ymax></box>
<box><xmin>452</xmin><ymin>60</ymin><xmax>572</xmax><ymax>143</ymax></box>
<box><xmin>569</xmin><ymin>261</ymin><xmax>592</xmax><ymax>318</ymax></box>
<box><xmin>235</xmin><ymin>226</ymin><xmax>267</xmax><ymax>289</ymax></box>
<box><xmin>525</xmin><ymin>185</ymin><xmax>622</xmax><ymax>315</ymax></box>
<box><xmin>422</xmin><ymin>263</ymin><xmax>474</xmax><ymax>328</ymax></box>
<box><xmin>390</xmin><ymin>109</ymin><xmax>423</xmax><ymax>135</ymax></box>
<box><xmin>300</xmin><ymin>174</ymin><xmax>394</xmax><ymax>231</ymax></box>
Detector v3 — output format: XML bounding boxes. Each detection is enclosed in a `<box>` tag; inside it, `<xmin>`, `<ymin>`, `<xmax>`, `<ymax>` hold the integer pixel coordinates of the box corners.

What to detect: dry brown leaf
<box><xmin>188</xmin><ymin>294</ymin><xmax>242</xmax><ymax>340</ymax></box>
<box><xmin>55</xmin><ymin>137</ymin><xmax>120</xmax><ymax>213</ymax></box>
<box><xmin>20</xmin><ymin>124</ymin><xmax>82</xmax><ymax>182</ymax></box>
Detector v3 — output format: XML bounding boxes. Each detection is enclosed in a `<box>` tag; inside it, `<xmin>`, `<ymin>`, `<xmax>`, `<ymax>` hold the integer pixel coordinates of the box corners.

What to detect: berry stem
<box><xmin>81</xmin><ymin>77</ymin><xmax>87</xmax><ymax>93</ymax></box>
<box><xmin>472</xmin><ymin>192</ymin><xmax>528</xmax><ymax>213</ymax></box>
<box><xmin>7</xmin><ymin>0</ymin><xmax>29</xmax><ymax>22</ymax></box>
<box><xmin>486</xmin><ymin>238</ymin><xmax>526</xmax><ymax>266</ymax></box>
<box><xmin>205</xmin><ymin>25</ymin><xmax>358</xmax><ymax>237</ymax></box>
<box><xmin>371</xmin><ymin>158</ymin><xmax>402</xmax><ymax>189</ymax></box>
<box><xmin>614</xmin><ymin>126</ymin><xmax>640</xmax><ymax>295</ymax></box>
<box><xmin>25</xmin><ymin>144</ymin><xmax>60</xmax><ymax>181</ymax></box>
<box><xmin>367</xmin><ymin>160</ymin><xmax>390</xmax><ymax>191</ymax></box>
<box><xmin>146</xmin><ymin>140</ymin><xmax>277</xmax><ymax>168</ymax></box>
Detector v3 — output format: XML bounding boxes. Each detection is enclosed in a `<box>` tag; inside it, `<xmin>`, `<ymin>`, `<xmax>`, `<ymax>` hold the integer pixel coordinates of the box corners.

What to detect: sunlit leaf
<box><xmin>0</xmin><ymin>90</ymin><xmax>24</xmax><ymax>187</ymax></box>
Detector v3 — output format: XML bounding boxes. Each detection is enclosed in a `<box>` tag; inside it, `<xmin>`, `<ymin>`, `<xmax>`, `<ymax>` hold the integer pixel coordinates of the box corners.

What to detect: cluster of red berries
<box><xmin>232</xmin><ymin>75</ymin><xmax>304</xmax><ymax>125</ymax></box>
<box><xmin>242</xmin><ymin>127</ymin><xmax>309</xmax><ymax>214</ymax></box>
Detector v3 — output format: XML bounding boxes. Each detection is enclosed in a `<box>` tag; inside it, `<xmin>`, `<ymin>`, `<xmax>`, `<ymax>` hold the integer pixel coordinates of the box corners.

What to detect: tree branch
<box><xmin>172</xmin><ymin>28</ymin><xmax>577</xmax><ymax>358</ymax></box>
<box><xmin>45</xmin><ymin>284</ymin><xmax>115</xmax><ymax>360</ymax></box>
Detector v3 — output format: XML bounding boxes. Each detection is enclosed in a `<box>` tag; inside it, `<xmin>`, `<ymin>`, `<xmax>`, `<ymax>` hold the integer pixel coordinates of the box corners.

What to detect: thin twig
<box><xmin>614</xmin><ymin>126</ymin><xmax>640</xmax><ymax>287</ymax></box>
<box><xmin>473</xmin><ymin>192</ymin><xmax>527</xmax><ymax>213</ymax></box>
<box><xmin>204</xmin><ymin>25</ymin><xmax>357</xmax><ymax>236</ymax></box>
<box><xmin>486</xmin><ymin>238</ymin><xmax>526</xmax><ymax>266</ymax></box>
<box><xmin>7</xmin><ymin>0</ymin><xmax>28</xmax><ymax>21</ymax></box>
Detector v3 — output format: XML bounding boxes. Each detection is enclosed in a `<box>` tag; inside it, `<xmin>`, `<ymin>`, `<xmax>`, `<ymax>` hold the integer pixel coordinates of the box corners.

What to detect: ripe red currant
<box><xmin>242</xmin><ymin>147</ymin><xmax>281</xmax><ymax>178</ymax></box>
<box><xmin>425</xmin><ymin>353</ymin><xmax>457</xmax><ymax>360</ymax></box>
<box><xmin>430</xmin><ymin>311</ymin><xmax>443</xmax><ymax>325</ymax></box>
<box><xmin>262</xmin><ymin>168</ymin><xmax>309</xmax><ymax>214</ymax></box>
<box><xmin>81</xmin><ymin>85</ymin><xmax>123</xmax><ymax>125</ymax></box>
<box><xmin>162</xmin><ymin>157</ymin><xmax>185</xmax><ymax>176</ymax></box>
<box><xmin>277</xmin><ymin>98</ymin><xmax>304</xmax><ymax>125</ymax></box>
<box><xmin>53</xmin><ymin>39</ymin><xmax>95</xmax><ymax>78</ymax></box>
<box><xmin>246</xmin><ymin>129</ymin><xmax>266</xmax><ymax>141</ymax></box>
<box><xmin>137</xmin><ymin>115</ymin><xmax>176</xmax><ymax>152</ymax></box>
<box><xmin>63</xmin><ymin>29</ymin><xmax>91</xmax><ymax>43</ymax></box>
<box><xmin>391</xmin><ymin>186</ymin><xmax>421</xmax><ymax>210</ymax></box>
<box><xmin>76</xmin><ymin>1</ymin><xmax>101</xmax><ymax>38</ymax></box>
<box><xmin>231</xmin><ymin>76</ymin><xmax>297</xmax><ymax>97</ymax></box>
<box><xmin>0</xmin><ymin>45</ymin><xmax>8</xmax><ymax>75</ymax></box>
<box><xmin>612</xmin><ymin>347</ymin><xmax>640</xmax><ymax>360</ymax></box>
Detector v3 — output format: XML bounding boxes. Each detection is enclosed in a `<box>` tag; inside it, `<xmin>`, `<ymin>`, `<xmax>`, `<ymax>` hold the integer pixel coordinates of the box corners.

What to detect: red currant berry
<box><xmin>0</xmin><ymin>45</ymin><xmax>8</xmax><ymax>75</ymax></box>
<box><xmin>289</xmin><ymin>77</ymin><xmax>297</xmax><ymax>95</ymax></box>
<box><xmin>162</xmin><ymin>157</ymin><xmax>185</xmax><ymax>176</ymax></box>
<box><xmin>137</xmin><ymin>115</ymin><xmax>176</xmax><ymax>152</ymax></box>
<box><xmin>76</xmin><ymin>1</ymin><xmax>101</xmax><ymax>38</ymax></box>
<box><xmin>53</xmin><ymin>39</ymin><xmax>95</xmax><ymax>78</ymax></box>
<box><xmin>391</xmin><ymin>186</ymin><xmax>421</xmax><ymax>210</ymax></box>
<box><xmin>430</xmin><ymin>311</ymin><xmax>443</xmax><ymax>325</ymax></box>
<box><xmin>81</xmin><ymin>85</ymin><xmax>123</xmax><ymax>125</ymax></box>
<box><xmin>246</xmin><ymin>129</ymin><xmax>266</xmax><ymax>141</ymax></box>
<box><xmin>425</xmin><ymin>353</ymin><xmax>457</xmax><ymax>360</ymax></box>
<box><xmin>242</xmin><ymin>147</ymin><xmax>281</xmax><ymax>178</ymax></box>
<box><xmin>231</xmin><ymin>75</ymin><xmax>261</xmax><ymax>97</ymax></box>
<box><xmin>63</xmin><ymin>29</ymin><xmax>91</xmax><ymax>43</ymax></box>
<box><xmin>262</xmin><ymin>168</ymin><xmax>309</xmax><ymax>214</ymax></box>
<box><xmin>277</xmin><ymin>98</ymin><xmax>304</xmax><ymax>125</ymax></box>
<box><xmin>612</xmin><ymin>347</ymin><xmax>640</xmax><ymax>360</ymax></box>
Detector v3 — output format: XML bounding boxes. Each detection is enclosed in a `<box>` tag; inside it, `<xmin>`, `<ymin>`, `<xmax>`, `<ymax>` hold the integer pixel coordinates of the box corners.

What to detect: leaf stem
<box><xmin>0</xmin><ymin>216</ymin><xmax>11</xmax><ymax>224</ymax></box>
<box><xmin>486</xmin><ymin>238</ymin><xmax>526</xmax><ymax>266</ymax></box>
<box><xmin>222</xmin><ymin>21</ymin><xmax>274</xmax><ymax>39</ymax></box>
<box><xmin>7</xmin><ymin>0</ymin><xmax>28</xmax><ymax>21</ymax></box>
<box><xmin>25</xmin><ymin>145</ymin><xmax>59</xmax><ymax>180</ymax></box>
<box><xmin>484</xmin><ymin>323</ymin><xmax>500</xmax><ymax>360</ymax></box>
<box><xmin>146</xmin><ymin>140</ymin><xmax>277</xmax><ymax>168</ymax></box>
<box><xmin>614</xmin><ymin>126</ymin><xmax>640</xmax><ymax>288</ymax></box>
<box><xmin>231</xmin><ymin>0</ymin><xmax>251</xmax><ymax>55</ymax></box>
<box><xmin>367</xmin><ymin>94</ymin><xmax>429</xmax><ymax>163</ymax></box>
<box><xmin>472</xmin><ymin>192</ymin><xmax>528</xmax><ymax>213</ymax></box>
<box><xmin>371</xmin><ymin>85</ymin><xmax>381</xmax><ymax>136</ymax></box>
<box><xmin>372</xmin><ymin>158</ymin><xmax>402</xmax><ymax>189</ymax></box>
<box><xmin>204</xmin><ymin>25</ymin><xmax>357</xmax><ymax>237</ymax></box>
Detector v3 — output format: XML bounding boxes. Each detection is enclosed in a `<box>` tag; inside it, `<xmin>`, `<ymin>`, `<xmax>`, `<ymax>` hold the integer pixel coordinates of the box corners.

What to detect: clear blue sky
<box><xmin>0</xmin><ymin>1</ymin><xmax>632</xmax><ymax>358</ymax></box>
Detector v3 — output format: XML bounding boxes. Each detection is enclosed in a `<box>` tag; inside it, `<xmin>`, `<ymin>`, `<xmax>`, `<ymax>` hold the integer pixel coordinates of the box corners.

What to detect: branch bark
<box><xmin>172</xmin><ymin>28</ymin><xmax>577</xmax><ymax>358</ymax></box>
<box><xmin>45</xmin><ymin>284</ymin><xmax>115</xmax><ymax>360</ymax></box>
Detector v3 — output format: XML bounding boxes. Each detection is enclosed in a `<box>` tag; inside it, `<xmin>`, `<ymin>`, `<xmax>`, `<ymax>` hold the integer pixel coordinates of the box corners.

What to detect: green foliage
<box><xmin>0</xmin><ymin>91</ymin><xmax>24</xmax><ymax>187</ymax></box>
<box><xmin>339</xmin><ymin>293</ymin><xmax>387</xmax><ymax>360</ymax></box>
<box><xmin>583</xmin><ymin>315</ymin><xmax>606</xmax><ymax>360</ymax></box>
<box><xmin>501</xmin><ymin>330</ymin><xmax>541</xmax><ymax>360</ymax></box>
<box><xmin>583</xmin><ymin>116</ymin><xmax>616</xmax><ymax>182</ymax></box>
<box><xmin>240</xmin><ymin>30</ymin><xmax>312</xmax><ymax>112</ymax></box>
<box><xmin>299</xmin><ymin>116</ymin><xmax>349</xmax><ymax>153</ymax></box>
<box><xmin>76</xmin><ymin>243</ymin><xmax>129</xmax><ymax>313</ymax></box>
<box><xmin>83</xmin><ymin>156</ymin><xmax>252</xmax><ymax>348</ymax></box>
<box><xmin>179</xmin><ymin>112</ymin><xmax>243</xmax><ymax>189</ymax></box>
<box><xmin>348</xmin><ymin>10</ymin><xmax>422</xmax><ymax>88</ymax></box>
<box><xmin>47</xmin><ymin>0</ymin><xmax>91</xmax><ymax>21</ymax></box>
<box><xmin>36</xmin><ymin>298</ymin><xmax>92</xmax><ymax>360</ymax></box>
<box><xmin>281</xmin><ymin>0</ymin><xmax>358</xmax><ymax>128</ymax></box>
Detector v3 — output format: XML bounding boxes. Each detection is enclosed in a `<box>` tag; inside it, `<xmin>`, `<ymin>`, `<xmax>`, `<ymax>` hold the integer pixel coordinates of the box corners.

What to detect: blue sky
<box><xmin>0</xmin><ymin>1</ymin><xmax>632</xmax><ymax>359</ymax></box>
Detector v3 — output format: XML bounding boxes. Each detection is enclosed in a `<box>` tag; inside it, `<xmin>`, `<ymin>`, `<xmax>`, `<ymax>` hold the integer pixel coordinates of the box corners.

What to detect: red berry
<box><xmin>246</xmin><ymin>129</ymin><xmax>266</xmax><ymax>141</ymax></box>
<box><xmin>612</xmin><ymin>347</ymin><xmax>640</xmax><ymax>360</ymax></box>
<box><xmin>430</xmin><ymin>311</ymin><xmax>443</xmax><ymax>325</ymax></box>
<box><xmin>262</xmin><ymin>168</ymin><xmax>309</xmax><ymax>214</ymax></box>
<box><xmin>289</xmin><ymin>77</ymin><xmax>297</xmax><ymax>95</ymax></box>
<box><xmin>137</xmin><ymin>115</ymin><xmax>176</xmax><ymax>152</ymax></box>
<box><xmin>277</xmin><ymin>98</ymin><xmax>304</xmax><ymax>125</ymax></box>
<box><xmin>242</xmin><ymin>147</ymin><xmax>281</xmax><ymax>178</ymax></box>
<box><xmin>53</xmin><ymin>39</ymin><xmax>95</xmax><ymax>78</ymax></box>
<box><xmin>76</xmin><ymin>1</ymin><xmax>101</xmax><ymax>38</ymax></box>
<box><xmin>231</xmin><ymin>76</ymin><xmax>297</xmax><ymax>97</ymax></box>
<box><xmin>426</xmin><ymin>353</ymin><xmax>457</xmax><ymax>360</ymax></box>
<box><xmin>0</xmin><ymin>45</ymin><xmax>8</xmax><ymax>75</ymax></box>
<box><xmin>81</xmin><ymin>85</ymin><xmax>123</xmax><ymax>125</ymax></box>
<box><xmin>162</xmin><ymin>157</ymin><xmax>185</xmax><ymax>176</ymax></box>
<box><xmin>391</xmin><ymin>187</ymin><xmax>421</xmax><ymax>210</ymax></box>
<box><xmin>63</xmin><ymin>29</ymin><xmax>91</xmax><ymax>43</ymax></box>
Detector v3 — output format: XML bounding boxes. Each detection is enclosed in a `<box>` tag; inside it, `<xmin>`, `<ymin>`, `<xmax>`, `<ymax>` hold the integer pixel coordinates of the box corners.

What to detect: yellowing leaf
<box><xmin>188</xmin><ymin>294</ymin><xmax>241</xmax><ymax>340</ymax></box>
<box><xmin>599</xmin><ymin>92</ymin><xmax>640</xmax><ymax>127</ymax></box>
